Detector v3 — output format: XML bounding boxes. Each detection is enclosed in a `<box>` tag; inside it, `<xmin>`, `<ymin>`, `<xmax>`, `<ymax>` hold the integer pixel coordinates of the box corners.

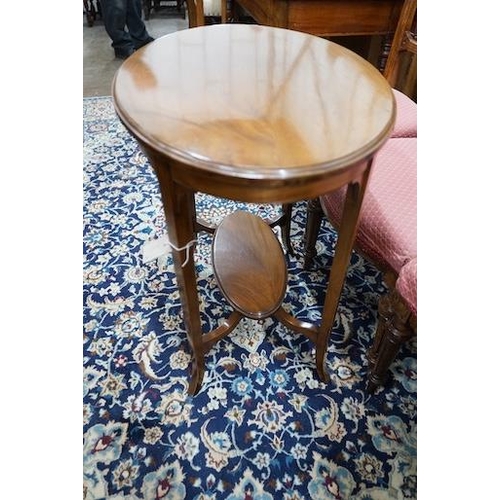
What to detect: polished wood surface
<box><xmin>113</xmin><ymin>24</ymin><xmax>395</xmax><ymax>394</ymax></box>
<box><xmin>114</xmin><ymin>25</ymin><xmax>394</xmax><ymax>190</ymax></box>
<box><xmin>234</xmin><ymin>0</ymin><xmax>403</xmax><ymax>37</ymax></box>
<box><xmin>213</xmin><ymin>211</ymin><xmax>287</xmax><ymax>319</ymax></box>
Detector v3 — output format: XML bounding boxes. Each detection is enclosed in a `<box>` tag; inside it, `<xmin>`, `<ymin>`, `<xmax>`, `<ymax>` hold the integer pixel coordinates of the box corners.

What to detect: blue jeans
<box><xmin>100</xmin><ymin>0</ymin><xmax>151</xmax><ymax>53</ymax></box>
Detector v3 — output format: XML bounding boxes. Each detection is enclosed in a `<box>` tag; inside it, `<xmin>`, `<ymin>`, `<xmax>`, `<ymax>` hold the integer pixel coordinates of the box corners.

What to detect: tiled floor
<box><xmin>83</xmin><ymin>10</ymin><xmax>189</xmax><ymax>97</ymax></box>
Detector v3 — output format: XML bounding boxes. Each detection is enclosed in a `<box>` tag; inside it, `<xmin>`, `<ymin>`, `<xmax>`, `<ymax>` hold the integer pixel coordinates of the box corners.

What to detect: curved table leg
<box><xmin>316</xmin><ymin>163</ymin><xmax>373</xmax><ymax>381</ymax></box>
<box><xmin>148</xmin><ymin>154</ymin><xmax>205</xmax><ymax>395</ymax></box>
<box><xmin>274</xmin><ymin>306</ymin><xmax>318</xmax><ymax>343</ymax></box>
<box><xmin>273</xmin><ymin>306</ymin><xmax>330</xmax><ymax>381</ymax></box>
<box><xmin>202</xmin><ymin>311</ymin><xmax>243</xmax><ymax>353</ymax></box>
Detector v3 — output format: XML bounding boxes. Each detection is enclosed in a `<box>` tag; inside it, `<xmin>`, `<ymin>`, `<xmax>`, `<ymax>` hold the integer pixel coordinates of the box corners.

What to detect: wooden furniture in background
<box><xmin>112</xmin><ymin>24</ymin><xmax>395</xmax><ymax>395</ymax></box>
<box><xmin>383</xmin><ymin>0</ymin><xmax>417</xmax><ymax>99</ymax></box>
<box><xmin>142</xmin><ymin>0</ymin><xmax>185</xmax><ymax>20</ymax></box>
<box><xmin>83</xmin><ymin>0</ymin><xmax>101</xmax><ymax>27</ymax></box>
<box><xmin>185</xmin><ymin>0</ymin><xmax>228</xmax><ymax>26</ymax></box>
<box><xmin>232</xmin><ymin>0</ymin><xmax>404</xmax><ymax>71</ymax></box>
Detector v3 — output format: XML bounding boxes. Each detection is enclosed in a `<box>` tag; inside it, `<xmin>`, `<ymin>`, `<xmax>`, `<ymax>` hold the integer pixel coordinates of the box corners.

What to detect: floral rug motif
<box><xmin>83</xmin><ymin>96</ymin><xmax>417</xmax><ymax>500</ymax></box>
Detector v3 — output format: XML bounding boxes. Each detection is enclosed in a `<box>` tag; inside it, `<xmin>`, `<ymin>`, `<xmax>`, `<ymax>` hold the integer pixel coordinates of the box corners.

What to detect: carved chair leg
<box><xmin>377</xmin><ymin>33</ymin><xmax>393</xmax><ymax>73</ymax></box>
<box><xmin>367</xmin><ymin>290</ymin><xmax>414</xmax><ymax>392</ymax></box>
<box><xmin>303</xmin><ymin>197</ymin><xmax>323</xmax><ymax>269</ymax></box>
<box><xmin>367</xmin><ymin>293</ymin><xmax>391</xmax><ymax>369</ymax></box>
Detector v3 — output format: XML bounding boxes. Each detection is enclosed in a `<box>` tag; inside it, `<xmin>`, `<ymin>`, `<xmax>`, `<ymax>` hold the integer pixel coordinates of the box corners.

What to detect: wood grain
<box><xmin>114</xmin><ymin>25</ymin><xmax>395</xmax><ymax>179</ymax></box>
<box><xmin>212</xmin><ymin>211</ymin><xmax>287</xmax><ymax>319</ymax></box>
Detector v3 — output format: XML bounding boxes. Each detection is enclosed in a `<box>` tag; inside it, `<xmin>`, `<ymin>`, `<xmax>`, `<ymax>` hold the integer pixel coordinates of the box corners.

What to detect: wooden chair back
<box><xmin>384</xmin><ymin>0</ymin><xmax>417</xmax><ymax>98</ymax></box>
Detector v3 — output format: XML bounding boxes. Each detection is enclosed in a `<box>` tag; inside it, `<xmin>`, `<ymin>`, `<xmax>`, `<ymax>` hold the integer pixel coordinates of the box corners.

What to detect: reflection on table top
<box><xmin>113</xmin><ymin>24</ymin><xmax>395</xmax><ymax>179</ymax></box>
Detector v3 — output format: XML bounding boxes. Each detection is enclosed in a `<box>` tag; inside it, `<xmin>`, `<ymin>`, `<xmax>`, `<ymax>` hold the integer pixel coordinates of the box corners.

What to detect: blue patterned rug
<box><xmin>83</xmin><ymin>96</ymin><xmax>417</xmax><ymax>500</ymax></box>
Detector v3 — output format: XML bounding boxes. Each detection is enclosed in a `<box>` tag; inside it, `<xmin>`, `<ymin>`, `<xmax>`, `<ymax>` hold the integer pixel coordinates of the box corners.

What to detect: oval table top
<box><xmin>112</xmin><ymin>24</ymin><xmax>395</xmax><ymax>182</ymax></box>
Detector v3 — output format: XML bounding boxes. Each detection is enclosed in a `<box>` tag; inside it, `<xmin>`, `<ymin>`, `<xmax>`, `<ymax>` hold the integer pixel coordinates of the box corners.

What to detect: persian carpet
<box><xmin>83</xmin><ymin>96</ymin><xmax>417</xmax><ymax>500</ymax></box>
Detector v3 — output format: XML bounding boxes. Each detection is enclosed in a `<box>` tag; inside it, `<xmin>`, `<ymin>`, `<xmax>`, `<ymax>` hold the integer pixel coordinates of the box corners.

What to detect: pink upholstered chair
<box><xmin>315</xmin><ymin>136</ymin><xmax>417</xmax><ymax>390</ymax></box>
<box><xmin>303</xmin><ymin>0</ymin><xmax>417</xmax><ymax>390</ymax></box>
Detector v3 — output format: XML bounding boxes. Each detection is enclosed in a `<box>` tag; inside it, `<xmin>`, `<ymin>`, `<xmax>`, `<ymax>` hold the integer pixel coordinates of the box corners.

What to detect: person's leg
<box><xmin>126</xmin><ymin>0</ymin><xmax>154</xmax><ymax>49</ymax></box>
<box><xmin>100</xmin><ymin>0</ymin><xmax>136</xmax><ymax>58</ymax></box>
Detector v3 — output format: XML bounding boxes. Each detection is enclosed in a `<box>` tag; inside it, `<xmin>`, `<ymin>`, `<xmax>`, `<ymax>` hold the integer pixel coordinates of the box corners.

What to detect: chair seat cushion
<box><xmin>396</xmin><ymin>257</ymin><xmax>417</xmax><ymax>314</ymax></box>
<box><xmin>321</xmin><ymin>137</ymin><xmax>417</xmax><ymax>274</ymax></box>
<box><xmin>391</xmin><ymin>89</ymin><xmax>417</xmax><ymax>138</ymax></box>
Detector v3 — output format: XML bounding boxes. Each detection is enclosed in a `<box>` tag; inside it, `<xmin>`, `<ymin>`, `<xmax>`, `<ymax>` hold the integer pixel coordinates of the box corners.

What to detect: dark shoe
<box><xmin>114</xmin><ymin>47</ymin><xmax>135</xmax><ymax>60</ymax></box>
<box><xmin>135</xmin><ymin>37</ymin><xmax>155</xmax><ymax>50</ymax></box>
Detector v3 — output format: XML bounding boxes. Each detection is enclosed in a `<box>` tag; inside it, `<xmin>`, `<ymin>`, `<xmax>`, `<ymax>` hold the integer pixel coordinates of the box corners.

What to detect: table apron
<box><xmin>169</xmin><ymin>161</ymin><xmax>370</xmax><ymax>204</ymax></box>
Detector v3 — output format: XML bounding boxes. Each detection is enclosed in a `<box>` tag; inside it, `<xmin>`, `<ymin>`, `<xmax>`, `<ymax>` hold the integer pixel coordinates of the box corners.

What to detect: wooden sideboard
<box><xmin>234</xmin><ymin>0</ymin><xmax>403</xmax><ymax>36</ymax></box>
<box><xmin>233</xmin><ymin>0</ymin><xmax>404</xmax><ymax>70</ymax></box>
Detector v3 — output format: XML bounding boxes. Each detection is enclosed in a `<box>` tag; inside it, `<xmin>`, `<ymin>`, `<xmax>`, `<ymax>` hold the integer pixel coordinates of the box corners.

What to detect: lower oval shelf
<box><xmin>212</xmin><ymin>210</ymin><xmax>287</xmax><ymax>320</ymax></box>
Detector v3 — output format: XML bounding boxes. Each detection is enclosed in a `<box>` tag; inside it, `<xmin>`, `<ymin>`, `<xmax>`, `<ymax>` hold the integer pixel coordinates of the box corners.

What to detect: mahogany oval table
<box><xmin>112</xmin><ymin>24</ymin><xmax>395</xmax><ymax>395</ymax></box>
